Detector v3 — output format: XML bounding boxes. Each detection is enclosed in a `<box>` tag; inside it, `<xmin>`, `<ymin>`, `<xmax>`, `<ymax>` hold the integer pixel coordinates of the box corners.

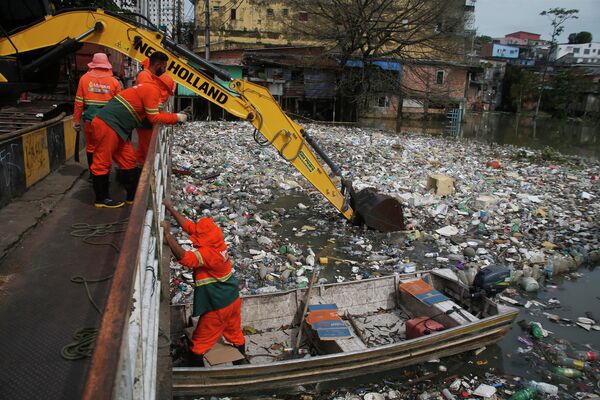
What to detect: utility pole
<box><xmin>157</xmin><ymin>0</ymin><xmax>162</xmax><ymax>29</ymax></box>
<box><xmin>172</xmin><ymin>0</ymin><xmax>177</xmax><ymax>42</ymax></box>
<box><xmin>204</xmin><ymin>0</ymin><xmax>210</xmax><ymax>60</ymax></box>
<box><xmin>204</xmin><ymin>0</ymin><xmax>211</xmax><ymax>119</ymax></box>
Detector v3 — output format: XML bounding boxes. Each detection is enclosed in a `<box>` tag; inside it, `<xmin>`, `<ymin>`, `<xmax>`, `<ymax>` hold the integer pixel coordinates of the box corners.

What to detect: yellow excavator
<box><xmin>0</xmin><ymin>8</ymin><xmax>404</xmax><ymax>232</ymax></box>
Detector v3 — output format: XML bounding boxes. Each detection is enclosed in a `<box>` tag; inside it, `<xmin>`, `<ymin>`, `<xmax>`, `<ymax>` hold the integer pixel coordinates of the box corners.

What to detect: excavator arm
<box><xmin>0</xmin><ymin>9</ymin><xmax>404</xmax><ymax>231</ymax></box>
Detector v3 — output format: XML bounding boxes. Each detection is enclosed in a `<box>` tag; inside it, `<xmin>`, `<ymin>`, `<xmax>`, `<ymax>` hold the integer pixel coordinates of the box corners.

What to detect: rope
<box><xmin>70</xmin><ymin>219</ymin><xmax>129</xmax><ymax>253</ymax></box>
<box><xmin>61</xmin><ymin>219</ymin><xmax>129</xmax><ymax>360</ymax></box>
<box><xmin>61</xmin><ymin>328</ymin><xmax>99</xmax><ymax>360</ymax></box>
<box><xmin>70</xmin><ymin>275</ymin><xmax>114</xmax><ymax>315</ymax></box>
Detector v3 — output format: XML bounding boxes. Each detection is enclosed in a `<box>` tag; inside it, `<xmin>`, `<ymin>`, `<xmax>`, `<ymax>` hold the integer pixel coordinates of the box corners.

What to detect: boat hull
<box><xmin>172</xmin><ymin>310</ymin><xmax>517</xmax><ymax>396</ymax></box>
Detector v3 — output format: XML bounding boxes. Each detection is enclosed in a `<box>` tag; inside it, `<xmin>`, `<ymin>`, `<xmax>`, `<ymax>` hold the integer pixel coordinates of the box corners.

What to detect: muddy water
<box><xmin>258</xmin><ymin>192</ymin><xmax>600</xmax><ymax>396</ymax></box>
<box><xmin>366</xmin><ymin>113</ymin><xmax>600</xmax><ymax>161</ymax></box>
<box><xmin>253</xmin><ymin>113</ymin><xmax>600</xmax><ymax>396</ymax></box>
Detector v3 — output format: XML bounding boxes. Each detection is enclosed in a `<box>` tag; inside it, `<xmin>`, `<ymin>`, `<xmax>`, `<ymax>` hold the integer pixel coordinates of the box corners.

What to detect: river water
<box><xmin>364</xmin><ymin>112</ymin><xmax>600</xmax><ymax>161</ymax></box>
<box><xmin>259</xmin><ymin>113</ymin><xmax>600</xmax><ymax>398</ymax></box>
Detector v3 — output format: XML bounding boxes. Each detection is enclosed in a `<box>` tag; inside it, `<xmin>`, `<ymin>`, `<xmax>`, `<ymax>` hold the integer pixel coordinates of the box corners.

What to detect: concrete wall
<box><xmin>0</xmin><ymin>115</ymin><xmax>77</xmax><ymax>208</ymax></box>
<box><xmin>401</xmin><ymin>64</ymin><xmax>467</xmax><ymax>117</ymax></box>
<box><xmin>552</xmin><ymin>42</ymin><xmax>600</xmax><ymax>64</ymax></box>
<box><xmin>196</xmin><ymin>0</ymin><xmax>316</xmax><ymax>50</ymax></box>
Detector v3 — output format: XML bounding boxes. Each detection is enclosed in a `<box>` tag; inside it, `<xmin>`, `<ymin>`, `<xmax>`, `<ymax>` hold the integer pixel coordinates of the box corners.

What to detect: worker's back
<box><xmin>75</xmin><ymin>69</ymin><xmax>120</xmax><ymax>123</ymax></box>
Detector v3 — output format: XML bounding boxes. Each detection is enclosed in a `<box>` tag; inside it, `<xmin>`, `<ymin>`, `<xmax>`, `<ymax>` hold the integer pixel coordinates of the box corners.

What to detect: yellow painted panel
<box><xmin>22</xmin><ymin>128</ymin><xmax>50</xmax><ymax>187</ymax></box>
<box><xmin>63</xmin><ymin>116</ymin><xmax>76</xmax><ymax>159</ymax></box>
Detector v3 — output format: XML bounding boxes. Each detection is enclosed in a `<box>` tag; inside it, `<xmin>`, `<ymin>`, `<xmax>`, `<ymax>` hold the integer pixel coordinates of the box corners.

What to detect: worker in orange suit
<box><xmin>161</xmin><ymin>199</ymin><xmax>246</xmax><ymax>367</ymax></box>
<box><xmin>90</xmin><ymin>51</ymin><xmax>188</xmax><ymax>208</ymax></box>
<box><xmin>73</xmin><ymin>53</ymin><xmax>121</xmax><ymax>173</ymax></box>
<box><xmin>135</xmin><ymin>72</ymin><xmax>176</xmax><ymax>167</ymax></box>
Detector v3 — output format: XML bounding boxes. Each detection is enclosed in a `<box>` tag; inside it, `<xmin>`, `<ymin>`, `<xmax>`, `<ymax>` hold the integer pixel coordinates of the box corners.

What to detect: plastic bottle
<box><xmin>511</xmin><ymin>219</ymin><xmax>521</xmax><ymax>235</ymax></box>
<box><xmin>530</xmin><ymin>322</ymin><xmax>544</xmax><ymax>340</ymax></box>
<box><xmin>509</xmin><ymin>387</ymin><xmax>537</xmax><ymax>400</ymax></box>
<box><xmin>572</xmin><ymin>351</ymin><xmax>597</xmax><ymax>362</ymax></box>
<box><xmin>520</xmin><ymin>276</ymin><xmax>539</xmax><ymax>292</ymax></box>
<box><xmin>477</xmin><ymin>222</ymin><xmax>486</xmax><ymax>234</ymax></box>
<box><xmin>466</xmin><ymin>266</ymin><xmax>477</xmax><ymax>285</ymax></box>
<box><xmin>528</xmin><ymin>381</ymin><xmax>558</xmax><ymax>395</ymax></box>
<box><xmin>441</xmin><ymin>388</ymin><xmax>456</xmax><ymax>400</ymax></box>
<box><xmin>554</xmin><ymin>367</ymin><xmax>583</xmax><ymax>378</ymax></box>
<box><xmin>557</xmin><ymin>356</ymin><xmax>590</xmax><ymax>370</ymax></box>
<box><xmin>532</xmin><ymin>265</ymin><xmax>541</xmax><ymax>280</ymax></box>
<box><xmin>456</xmin><ymin>269</ymin><xmax>469</xmax><ymax>285</ymax></box>
<box><xmin>543</xmin><ymin>257</ymin><xmax>555</xmax><ymax>278</ymax></box>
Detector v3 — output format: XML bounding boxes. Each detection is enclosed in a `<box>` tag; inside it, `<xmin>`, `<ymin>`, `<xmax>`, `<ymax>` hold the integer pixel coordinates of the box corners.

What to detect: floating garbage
<box><xmin>164</xmin><ymin>121</ymin><xmax>600</xmax><ymax>398</ymax></box>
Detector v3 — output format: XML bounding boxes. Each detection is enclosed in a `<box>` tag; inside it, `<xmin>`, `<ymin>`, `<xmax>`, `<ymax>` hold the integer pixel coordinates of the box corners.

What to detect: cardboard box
<box><xmin>204</xmin><ymin>342</ymin><xmax>245</xmax><ymax>366</ymax></box>
<box><xmin>426</xmin><ymin>174</ymin><xmax>455</xmax><ymax>196</ymax></box>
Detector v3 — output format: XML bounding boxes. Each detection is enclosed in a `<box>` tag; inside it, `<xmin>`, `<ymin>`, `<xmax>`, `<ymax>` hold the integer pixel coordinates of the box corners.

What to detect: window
<box><xmin>573</xmin><ymin>48</ymin><xmax>580</xmax><ymax>54</ymax></box>
<box><xmin>378</xmin><ymin>96</ymin><xmax>390</xmax><ymax>108</ymax></box>
<box><xmin>213</xmin><ymin>5</ymin><xmax>220</xmax><ymax>11</ymax></box>
<box><xmin>299</xmin><ymin>11</ymin><xmax>308</xmax><ymax>21</ymax></box>
<box><xmin>436</xmin><ymin>70</ymin><xmax>444</xmax><ymax>85</ymax></box>
<box><xmin>584</xmin><ymin>49</ymin><xmax>590</xmax><ymax>55</ymax></box>
<box><xmin>230</xmin><ymin>8</ymin><xmax>236</xmax><ymax>20</ymax></box>
<box><xmin>267</xmin><ymin>8</ymin><xmax>274</xmax><ymax>17</ymax></box>
<box><xmin>283</xmin><ymin>8</ymin><xmax>289</xmax><ymax>16</ymax></box>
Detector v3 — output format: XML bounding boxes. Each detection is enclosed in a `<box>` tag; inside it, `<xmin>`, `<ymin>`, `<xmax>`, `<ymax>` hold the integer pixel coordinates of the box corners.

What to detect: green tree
<box><xmin>534</xmin><ymin>7</ymin><xmax>579</xmax><ymax>119</ymax></box>
<box><xmin>568</xmin><ymin>31</ymin><xmax>592</xmax><ymax>44</ymax></box>
<box><xmin>475</xmin><ymin>35</ymin><xmax>492</xmax><ymax>44</ymax></box>
<box><xmin>501</xmin><ymin>64</ymin><xmax>537</xmax><ymax>112</ymax></box>
<box><xmin>543</xmin><ymin>68</ymin><xmax>591</xmax><ymax>118</ymax></box>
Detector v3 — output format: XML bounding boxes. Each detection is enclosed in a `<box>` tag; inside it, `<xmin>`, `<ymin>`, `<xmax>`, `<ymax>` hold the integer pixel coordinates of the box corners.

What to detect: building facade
<box><xmin>551</xmin><ymin>42</ymin><xmax>600</xmax><ymax>65</ymax></box>
<box><xmin>134</xmin><ymin>0</ymin><xmax>185</xmax><ymax>39</ymax></box>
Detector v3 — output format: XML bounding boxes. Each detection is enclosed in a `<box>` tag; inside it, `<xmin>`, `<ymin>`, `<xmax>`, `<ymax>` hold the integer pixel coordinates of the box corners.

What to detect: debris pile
<box><xmin>165</xmin><ymin>121</ymin><xmax>600</xmax><ymax>399</ymax></box>
<box><xmin>166</xmin><ymin>121</ymin><xmax>599</xmax><ymax>304</ymax></box>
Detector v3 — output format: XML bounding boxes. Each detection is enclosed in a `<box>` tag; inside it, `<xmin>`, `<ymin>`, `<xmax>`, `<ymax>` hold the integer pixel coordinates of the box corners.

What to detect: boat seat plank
<box><xmin>303</xmin><ymin>296</ymin><xmax>368</xmax><ymax>353</ymax></box>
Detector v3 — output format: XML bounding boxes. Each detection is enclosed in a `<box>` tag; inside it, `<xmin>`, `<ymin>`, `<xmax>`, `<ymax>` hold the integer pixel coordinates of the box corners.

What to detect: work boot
<box><xmin>233</xmin><ymin>344</ymin><xmax>249</xmax><ymax>365</ymax></box>
<box><xmin>121</xmin><ymin>168</ymin><xmax>140</xmax><ymax>204</ymax></box>
<box><xmin>188</xmin><ymin>352</ymin><xmax>205</xmax><ymax>367</ymax></box>
<box><xmin>92</xmin><ymin>174</ymin><xmax>124</xmax><ymax>209</ymax></box>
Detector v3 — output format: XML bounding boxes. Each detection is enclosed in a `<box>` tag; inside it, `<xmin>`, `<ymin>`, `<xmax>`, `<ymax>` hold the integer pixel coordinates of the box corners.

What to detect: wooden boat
<box><xmin>172</xmin><ymin>269</ymin><xmax>518</xmax><ymax>396</ymax></box>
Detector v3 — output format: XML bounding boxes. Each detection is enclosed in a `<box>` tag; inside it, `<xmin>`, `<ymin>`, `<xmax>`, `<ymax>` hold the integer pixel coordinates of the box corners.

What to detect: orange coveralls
<box><xmin>91</xmin><ymin>82</ymin><xmax>178</xmax><ymax>176</ymax></box>
<box><xmin>177</xmin><ymin>218</ymin><xmax>244</xmax><ymax>355</ymax></box>
<box><xmin>73</xmin><ymin>69</ymin><xmax>120</xmax><ymax>153</ymax></box>
<box><xmin>135</xmin><ymin>69</ymin><xmax>174</xmax><ymax>166</ymax></box>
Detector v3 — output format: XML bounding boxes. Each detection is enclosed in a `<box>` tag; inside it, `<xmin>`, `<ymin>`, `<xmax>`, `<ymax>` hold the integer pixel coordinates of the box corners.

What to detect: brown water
<box><xmin>251</xmin><ymin>111</ymin><xmax>600</xmax><ymax>396</ymax></box>
<box><xmin>364</xmin><ymin>112</ymin><xmax>600</xmax><ymax>161</ymax></box>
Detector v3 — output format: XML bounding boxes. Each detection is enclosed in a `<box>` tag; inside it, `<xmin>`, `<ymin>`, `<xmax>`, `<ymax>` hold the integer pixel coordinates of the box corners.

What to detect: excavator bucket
<box><xmin>353</xmin><ymin>188</ymin><xmax>405</xmax><ymax>232</ymax></box>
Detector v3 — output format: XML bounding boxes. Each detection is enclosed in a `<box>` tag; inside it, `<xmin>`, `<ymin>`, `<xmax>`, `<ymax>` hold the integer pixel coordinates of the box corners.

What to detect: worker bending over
<box><xmin>135</xmin><ymin>63</ymin><xmax>176</xmax><ymax>167</ymax></box>
<box><xmin>90</xmin><ymin>51</ymin><xmax>187</xmax><ymax>208</ymax></box>
<box><xmin>73</xmin><ymin>53</ymin><xmax>120</xmax><ymax>174</ymax></box>
<box><xmin>161</xmin><ymin>199</ymin><xmax>246</xmax><ymax>367</ymax></box>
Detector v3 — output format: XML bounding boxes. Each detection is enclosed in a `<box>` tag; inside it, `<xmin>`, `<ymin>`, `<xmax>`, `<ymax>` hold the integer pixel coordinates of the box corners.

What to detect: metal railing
<box><xmin>82</xmin><ymin>124</ymin><xmax>171</xmax><ymax>399</ymax></box>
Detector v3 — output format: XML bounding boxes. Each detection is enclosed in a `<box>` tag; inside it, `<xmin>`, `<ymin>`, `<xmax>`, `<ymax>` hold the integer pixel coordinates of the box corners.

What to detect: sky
<box><xmin>474</xmin><ymin>0</ymin><xmax>600</xmax><ymax>43</ymax></box>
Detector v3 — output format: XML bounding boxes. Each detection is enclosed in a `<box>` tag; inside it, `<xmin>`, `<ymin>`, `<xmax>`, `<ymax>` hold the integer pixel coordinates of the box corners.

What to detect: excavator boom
<box><xmin>0</xmin><ymin>9</ymin><xmax>405</xmax><ymax>231</ymax></box>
